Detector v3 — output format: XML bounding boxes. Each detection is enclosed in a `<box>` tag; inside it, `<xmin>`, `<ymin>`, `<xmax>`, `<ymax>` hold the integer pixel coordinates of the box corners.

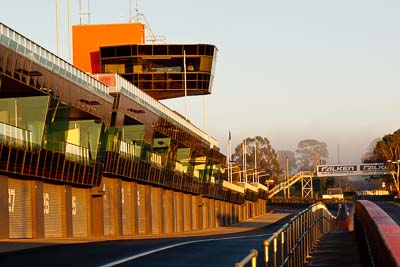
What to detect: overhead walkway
<box><xmin>268</xmin><ymin>171</ymin><xmax>314</xmax><ymax>198</ymax></box>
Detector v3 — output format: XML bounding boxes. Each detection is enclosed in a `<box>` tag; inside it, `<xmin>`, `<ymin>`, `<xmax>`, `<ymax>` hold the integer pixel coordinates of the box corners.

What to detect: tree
<box><xmin>231</xmin><ymin>136</ymin><xmax>281</xmax><ymax>183</ymax></box>
<box><xmin>368</xmin><ymin>129</ymin><xmax>400</xmax><ymax>197</ymax></box>
<box><xmin>296</xmin><ymin>139</ymin><xmax>329</xmax><ymax>171</ymax></box>
<box><xmin>276</xmin><ymin>150</ymin><xmax>297</xmax><ymax>175</ymax></box>
<box><xmin>362</xmin><ymin>138</ymin><xmax>382</xmax><ymax>163</ymax></box>
<box><xmin>369</xmin><ymin>129</ymin><xmax>400</xmax><ymax>162</ymax></box>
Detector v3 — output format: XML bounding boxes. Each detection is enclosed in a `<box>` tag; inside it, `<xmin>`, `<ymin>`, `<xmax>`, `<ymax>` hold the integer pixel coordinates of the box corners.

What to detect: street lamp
<box><xmin>386</xmin><ymin>159</ymin><xmax>400</xmax><ymax>198</ymax></box>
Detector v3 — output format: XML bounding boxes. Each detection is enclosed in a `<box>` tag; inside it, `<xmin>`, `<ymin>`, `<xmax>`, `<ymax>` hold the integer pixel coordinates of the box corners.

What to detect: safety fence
<box><xmin>234</xmin><ymin>202</ymin><xmax>336</xmax><ymax>267</ymax></box>
<box><xmin>353</xmin><ymin>200</ymin><xmax>400</xmax><ymax>267</ymax></box>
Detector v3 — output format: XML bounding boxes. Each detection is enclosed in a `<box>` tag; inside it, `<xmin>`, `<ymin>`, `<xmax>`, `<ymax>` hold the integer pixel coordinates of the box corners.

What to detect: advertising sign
<box><xmin>317</xmin><ymin>163</ymin><xmax>389</xmax><ymax>177</ymax></box>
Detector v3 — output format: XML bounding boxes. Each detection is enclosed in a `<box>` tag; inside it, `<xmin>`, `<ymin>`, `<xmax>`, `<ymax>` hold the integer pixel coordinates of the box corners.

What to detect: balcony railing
<box><xmin>0</xmin><ymin>121</ymin><xmax>33</xmax><ymax>150</ymax></box>
<box><xmin>111</xmin><ymin>74</ymin><xmax>218</xmax><ymax>148</ymax></box>
<box><xmin>0</xmin><ymin>23</ymin><xmax>113</xmax><ymax>103</ymax></box>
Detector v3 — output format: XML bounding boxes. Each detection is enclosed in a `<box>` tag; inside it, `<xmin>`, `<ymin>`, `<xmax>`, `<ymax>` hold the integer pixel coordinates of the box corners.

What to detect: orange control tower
<box><xmin>73</xmin><ymin>23</ymin><xmax>145</xmax><ymax>73</ymax></box>
<box><xmin>73</xmin><ymin>23</ymin><xmax>217</xmax><ymax>100</ymax></box>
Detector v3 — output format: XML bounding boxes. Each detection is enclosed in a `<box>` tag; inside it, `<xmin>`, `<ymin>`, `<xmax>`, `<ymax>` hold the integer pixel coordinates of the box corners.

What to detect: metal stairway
<box><xmin>268</xmin><ymin>171</ymin><xmax>314</xmax><ymax>198</ymax></box>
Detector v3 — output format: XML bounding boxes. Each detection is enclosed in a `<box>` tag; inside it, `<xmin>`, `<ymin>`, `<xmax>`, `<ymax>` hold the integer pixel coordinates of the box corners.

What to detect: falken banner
<box><xmin>316</xmin><ymin>163</ymin><xmax>389</xmax><ymax>177</ymax></box>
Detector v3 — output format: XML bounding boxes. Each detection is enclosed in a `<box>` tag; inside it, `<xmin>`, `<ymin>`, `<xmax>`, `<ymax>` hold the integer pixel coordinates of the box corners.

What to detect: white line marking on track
<box><xmin>98</xmin><ymin>232</ymin><xmax>273</xmax><ymax>267</ymax></box>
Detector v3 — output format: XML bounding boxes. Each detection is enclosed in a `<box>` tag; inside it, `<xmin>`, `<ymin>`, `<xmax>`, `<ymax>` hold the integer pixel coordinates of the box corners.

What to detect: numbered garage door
<box><xmin>174</xmin><ymin>192</ymin><xmax>183</xmax><ymax>233</ymax></box>
<box><xmin>183</xmin><ymin>194</ymin><xmax>191</xmax><ymax>232</ymax></box>
<box><xmin>137</xmin><ymin>184</ymin><xmax>147</xmax><ymax>234</ymax></box>
<box><xmin>72</xmin><ymin>187</ymin><xmax>88</xmax><ymax>237</ymax></box>
<box><xmin>208</xmin><ymin>199</ymin><xmax>215</xmax><ymax>229</ymax></box>
<box><xmin>103</xmin><ymin>178</ymin><xmax>115</xmax><ymax>236</ymax></box>
<box><xmin>202</xmin><ymin>198</ymin><xmax>208</xmax><ymax>230</ymax></box>
<box><xmin>162</xmin><ymin>189</ymin><xmax>172</xmax><ymax>234</ymax></box>
<box><xmin>191</xmin><ymin>195</ymin><xmax>198</xmax><ymax>231</ymax></box>
<box><xmin>43</xmin><ymin>183</ymin><xmax>63</xmax><ymax>238</ymax></box>
<box><xmin>121</xmin><ymin>181</ymin><xmax>132</xmax><ymax>236</ymax></box>
<box><xmin>150</xmin><ymin>187</ymin><xmax>160</xmax><ymax>235</ymax></box>
<box><xmin>8</xmin><ymin>178</ymin><xmax>32</xmax><ymax>238</ymax></box>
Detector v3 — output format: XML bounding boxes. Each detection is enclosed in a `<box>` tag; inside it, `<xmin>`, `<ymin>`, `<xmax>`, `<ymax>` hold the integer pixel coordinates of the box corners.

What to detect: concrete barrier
<box><xmin>354</xmin><ymin>200</ymin><xmax>400</xmax><ymax>267</ymax></box>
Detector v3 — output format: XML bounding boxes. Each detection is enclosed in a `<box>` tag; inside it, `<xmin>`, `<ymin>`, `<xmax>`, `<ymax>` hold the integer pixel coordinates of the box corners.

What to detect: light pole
<box><xmin>387</xmin><ymin>159</ymin><xmax>400</xmax><ymax>198</ymax></box>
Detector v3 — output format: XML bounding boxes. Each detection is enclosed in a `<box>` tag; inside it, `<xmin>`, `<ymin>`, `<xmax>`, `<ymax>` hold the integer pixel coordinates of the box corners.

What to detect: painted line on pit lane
<box><xmin>98</xmin><ymin>232</ymin><xmax>273</xmax><ymax>267</ymax></box>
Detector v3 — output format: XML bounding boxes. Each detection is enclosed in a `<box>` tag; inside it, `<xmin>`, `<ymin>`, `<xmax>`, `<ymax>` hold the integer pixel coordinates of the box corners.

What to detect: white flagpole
<box><xmin>229</xmin><ymin>133</ymin><xmax>232</xmax><ymax>183</ymax></box>
<box><xmin>254</xmin><ymin>145</ymin><xmax>257</xmax><ymax>183</ymax></box>
<box><xmin>244</xmin><ymin>140</ymin><xmax>247</xmax><ymax>183</ymax></box>
<box><xmin>56</xmin><ymin>0</ymin><xmax>60</xmax><ymax>56</ymax></box>
<box><xmin>183</xmin><ymin>50</ymin><xmax>187</xmax><ymax>119</ymax></box>
<box><xmin>68</xmin><ymin>0</ymin><xmax>71</xmax><ymax>62</ymax></box>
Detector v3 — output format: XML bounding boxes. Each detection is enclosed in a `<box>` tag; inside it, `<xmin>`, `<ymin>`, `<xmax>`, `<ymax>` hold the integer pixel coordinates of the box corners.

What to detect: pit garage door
<box><xmin>183</xmin><ymin>194</ymin><xmax>191</xmax><ymax>232</ymax></box>
<box><xmin>43</xmin><ymin>183</ymin><xmax>63</xmax><ymax>238</ymax></box>
<box><xmin>8</xmin><ymin>178</ymin><xmax>32</xmax><ymax>238</ymax></box>
<box><xmin>162</xmin><ymin>189</ymin><xmax>172</xmax><ymax>234</ymax></box>
<box><xmin>191</xmin><ymin>195</ymin><xmax>198</xmax><ymax>231</ymax></box>
<box><xmin>202</xmin><ymin>198</ymin><xmax>208</xmax><ymax>230</ymax></box>
<box><xmin>72</xmin><ymin>187</ymin><xmax>88</xmax><ymax>237</ymax></box>
<box><xmin>137</xmin><ymin>184</ymin><xmax>147</xmax><ymax>234</ymax></box>
<box><xmin>121</xmin><ymin>181</ymin><xmax>132</xmax><ymax>236</ymax></box>
<box><xmin>150</xmin><ymin>187</ymin><xmax>160</xmax><ymax>235</ymax></box>
<box><xmin>174</xmin><ymin>192</ymin><xmax>183</xmax><ymax>232</ymax></box>
<box><xmin>208</xmin><ymin>199</ymin><xmax>215</xmax><ymax>228</ymax></box>
<box><xmin>103</xmin><ymin>178</ymin><xmax>115</xmax><ymax>236</ymax></box>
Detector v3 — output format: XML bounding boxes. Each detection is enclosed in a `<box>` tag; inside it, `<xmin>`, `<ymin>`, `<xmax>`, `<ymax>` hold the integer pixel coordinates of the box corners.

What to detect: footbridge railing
<box><xmin>268</xmin><ymin>171</ymin><xmax>314</xmax><ymax>198</ymax></box>
<box><xmin>234</xmin><ymin>202</ymin><xmax>336</xmax><ymax>267</ymax></box>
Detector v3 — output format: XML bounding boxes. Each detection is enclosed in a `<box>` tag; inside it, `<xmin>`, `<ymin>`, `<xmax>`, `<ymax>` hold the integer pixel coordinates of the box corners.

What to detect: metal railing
<box><xmin>0</xmin><ymin>23</ymin><xmax>113</xmax><ymax>102</ymax></box>
<box><xmin>234</xmin><ymin>249</ymin><xmax>258</xmax><ymax>267</ymax></box>
<box><xmin>0</xmin><ymin>121</ymin><xmax>33</xmax><ymax>150</ymax></box>
<box><xmin>268</xmin><ymin>172</ymin><xmax>313</xmax><ymax>198</ymax></box>
<box><xmin>111</xmin><ymin>74</ymin><xmax>218</xmax><ymax>148</ymax></box>
<box><xmin>234</xmin><ymin>202</ymin><xmax>336</xmax><ymax>267</ymax></box>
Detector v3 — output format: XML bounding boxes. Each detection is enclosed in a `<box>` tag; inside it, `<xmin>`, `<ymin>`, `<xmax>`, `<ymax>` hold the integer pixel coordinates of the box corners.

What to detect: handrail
<box><xmin>234</xmin><ymin>249</ymin><xmax>258</xmax><ymax>267</ymax></box>
<box><xmin>268</xmin><ymin>172</ymin><xmax>313</xmax><ymax>198</ymax></box>
<box><xmin>0</xmin><ymin>121</ymin><xmax>33</xmax><ymax>150</ymax></box>
<box><xmin>0</xmin><ymin>23</ymin><xmax>113</xmax><ymax>102</ymax></box>
<box><xmin>263</xmin><ymin>202</ymin><xmax>336</xmax><ymax>267</ymax></box>
<box><xmin>112</xmin><ymin>74</ymin><xmax>218</xmax><ymax>148</ymax></box>
<box><xmin>354</xmin><ymin>200</ymin><xmax>400</xmax><ymax>267</ymax></box>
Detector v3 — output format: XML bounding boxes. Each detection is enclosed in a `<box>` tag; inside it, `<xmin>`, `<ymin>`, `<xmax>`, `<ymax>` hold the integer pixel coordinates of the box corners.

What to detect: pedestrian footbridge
<box><xmin>267</xmin><ymin>163</ymin><xmax>390</xmax><ymax>199</ymax></box>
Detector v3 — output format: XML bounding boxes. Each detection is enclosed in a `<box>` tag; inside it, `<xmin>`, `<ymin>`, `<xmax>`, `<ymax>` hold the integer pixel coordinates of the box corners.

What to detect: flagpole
<box><xmin>183</xmin><ymin>50</ymin><xmax>187</xmax><ymax>119</ymax></box>
<box><xmin>254</xmin><ymin>145</ymin><xmax>257</xmax><ymax>183</ymax></box>
<box><xmin>244</xmin><ymin>140</ymin><xmax>247</xmax><ymax>183</ymax></box>
<box><xmin>56</xmin><ymin>0</ymin><xmax>60</xmax><ymax>56</ymax></box>
<box><xmin>229</xmin><ymin>133</ymin><xmax>232</xmax><ymax>183</ymax></box>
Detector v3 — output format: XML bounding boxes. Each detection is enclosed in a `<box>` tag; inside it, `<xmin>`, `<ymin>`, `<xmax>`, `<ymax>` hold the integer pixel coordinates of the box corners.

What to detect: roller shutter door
<box><xmin>121</xmin><ymin>181</ymin><xmax>132</xmax><ymax>236</ymax></box>
<box><xmin>174</xmin><ymin>192</ymin><xmax>183</xmax><ymax>232</ymax></box>
<box><xmin>209</xmin><ymin>199</ymin><xmax>215</xmax><ymax>228</ymax></box>
<box><xmin>8</xmin><ymin>179</ymin><xmax>32</xmax><ymax>238</ymax></box>
<box><xmin>183</xmin><ymin>194</ymin><xmax>191</xmax><ymax>232</ymax></box>
<box><xmin>217</xmin><ymin>201</ymin><xmax>222</xmax><ymax>227</ymax></box>
<box><xmin>72</xmin><ymin>187</ymin><xmax>88</xmax><ymax>237</ymax></box>
<box><xmin>150</xmin><ymin>187</ymin><xmax>160</xmax><ymax>235</ymax></box>
<box><xmin>222</xmin><ymin>202</ymin><xmax>227</xmax><ymax>226</ymax></box>
<box><xmin>43</xmin><ymin>183</ymin><xmax>63</xmax><ymax>238</ymax></box>
<box><xmin>202</xmin><ymin>198</ymin><xmax>208</xmax><ymax>229</ymax></box>
<box><xmin>137</xmin><ymin>184</ymin><xmax>146</xmax><ymax>234</ymax></box>
<box><xmin>162</xmin><ymin>189</ymin><xmax>172</xmax><ymax>234</ymax></box>
<box><xmin>191</xmin><ymin>195</ymin><xmax>198</xmax><ymax>231</ymax></box>
<box><xmin>103</xmin><ymin>178</ymin><xmax>115</xmax><ymax>236</ymax></box>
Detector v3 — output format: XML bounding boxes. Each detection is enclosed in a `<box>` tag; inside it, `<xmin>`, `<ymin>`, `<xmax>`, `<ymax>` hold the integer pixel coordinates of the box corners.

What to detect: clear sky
<box><xmin>2</xmin><ymin>0</ymin><xmax>400</xmax><ymax>164</ymax></box>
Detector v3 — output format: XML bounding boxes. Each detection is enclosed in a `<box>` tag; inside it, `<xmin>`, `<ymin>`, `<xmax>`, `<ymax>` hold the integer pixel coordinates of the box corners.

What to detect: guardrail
<box><xmin>234</xmin><ymin>202</ymin><xmax>336</xmax><ymax>267</ymax></box>
<box><xmin>0</xmin><ymin>23</ymin><xmax>113</xmax><ymax>102</ymax></box>
<box><xmin>353</xmin><ymin>200</ymin><xmax>400</xmax><ymax>267</ymax></box>
<box><xmin>234</xmin><ymin>249</ymin><xmax>258</xmax><ymax>267</ymax></box>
